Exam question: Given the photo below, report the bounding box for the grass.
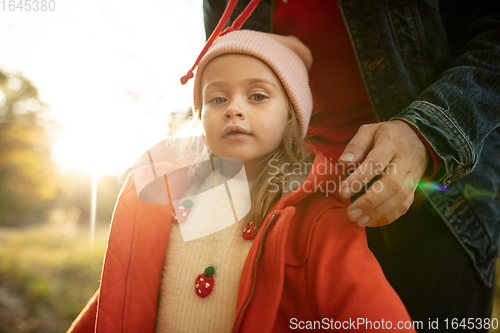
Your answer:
[0,222,107,332]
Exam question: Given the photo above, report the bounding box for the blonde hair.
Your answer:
[246,99,314,228]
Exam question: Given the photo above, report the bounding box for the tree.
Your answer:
[0,69,60,226]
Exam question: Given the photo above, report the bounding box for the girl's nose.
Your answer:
[223,103,246,120]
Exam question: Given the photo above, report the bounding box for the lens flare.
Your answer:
[417,181,449,191]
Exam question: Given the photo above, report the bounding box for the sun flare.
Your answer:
[1,1,205,176]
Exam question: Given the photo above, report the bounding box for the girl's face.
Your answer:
[200,54,289,173]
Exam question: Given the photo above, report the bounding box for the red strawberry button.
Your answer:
[242,221,255,240]
[176,199,193,224]
[195,266,215,298]
[176,207,191,223]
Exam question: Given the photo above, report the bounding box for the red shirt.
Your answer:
[274,0,378,161]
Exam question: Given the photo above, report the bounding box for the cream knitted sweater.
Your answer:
[155,175,253,332]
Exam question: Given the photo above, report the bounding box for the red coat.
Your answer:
[68,153,416,332]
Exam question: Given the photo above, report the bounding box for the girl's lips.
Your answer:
[222,125,251,137]
[223,132,252,142]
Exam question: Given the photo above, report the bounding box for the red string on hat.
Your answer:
[180,0,262,85]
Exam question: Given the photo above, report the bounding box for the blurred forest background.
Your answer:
[0,69,129,332]
[0,69,190,332]
[0,1,203,331]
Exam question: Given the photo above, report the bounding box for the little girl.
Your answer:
[68,28,416,333]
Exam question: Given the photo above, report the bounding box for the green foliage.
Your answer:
[0,224,106,328]
[0,70,60,226]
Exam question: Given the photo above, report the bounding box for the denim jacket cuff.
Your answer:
[389,101,475,186]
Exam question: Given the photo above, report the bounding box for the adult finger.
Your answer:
[338,123,380,167]
[340,136,399,199]
[355,173,416,227]
[345,162,408,225]
[367,190,415,227]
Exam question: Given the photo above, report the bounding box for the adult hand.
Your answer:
[338,120,430,227]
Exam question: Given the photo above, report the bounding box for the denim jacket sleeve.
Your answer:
[337,0,500,285]
[387,0,500,186]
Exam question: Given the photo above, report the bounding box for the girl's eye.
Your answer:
[211,97,227,104]
[250,93,268,102]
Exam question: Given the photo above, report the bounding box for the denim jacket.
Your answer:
[203,0,500,286]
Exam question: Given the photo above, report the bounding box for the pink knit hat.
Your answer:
[191,30,313,139]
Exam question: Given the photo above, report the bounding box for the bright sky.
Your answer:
[0,0,205,175]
